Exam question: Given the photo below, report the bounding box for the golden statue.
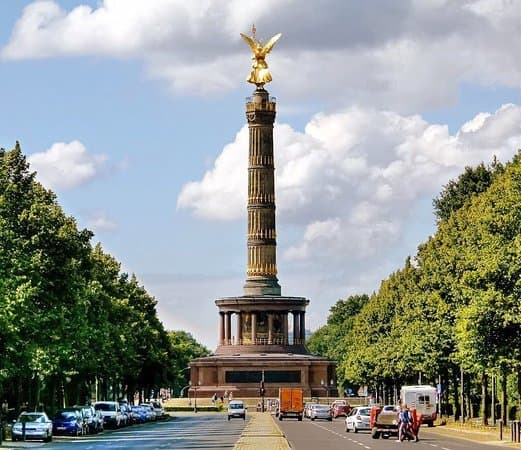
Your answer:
[241,25,281,87]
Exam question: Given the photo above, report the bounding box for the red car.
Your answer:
[331,401,352,418]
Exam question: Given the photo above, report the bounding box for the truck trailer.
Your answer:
[278,388,303,421]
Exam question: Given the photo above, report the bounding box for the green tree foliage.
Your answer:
[311,151,521,420]
[0,142,206,411]
[168,331,210,396]
[307,294,368,388]
[432,160,503,223]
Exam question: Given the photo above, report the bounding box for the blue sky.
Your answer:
[1,0,520,349]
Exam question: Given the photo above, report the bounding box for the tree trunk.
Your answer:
[481,372,488,425]
[500,366,507,422]
[453,368,461,420]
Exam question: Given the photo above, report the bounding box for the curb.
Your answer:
[424,425,521,448]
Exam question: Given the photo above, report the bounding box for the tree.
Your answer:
[168,331,210,397]
[433,160,503,223]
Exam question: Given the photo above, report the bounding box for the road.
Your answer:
[3,414,248,449]
[277,416,503,450]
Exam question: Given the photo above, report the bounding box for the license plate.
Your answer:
[57,426,66,430]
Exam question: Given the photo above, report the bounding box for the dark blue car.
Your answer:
[130,405,146,424]
[52,409,85,436]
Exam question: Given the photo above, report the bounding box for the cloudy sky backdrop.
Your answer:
[1,0,520,348]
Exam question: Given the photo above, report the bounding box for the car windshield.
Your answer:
[18,414,43,423]
[95,403,115,411]
[55,411,77,420]
[358,408,370,416]
[314,405,329,410]
[230,403,243,409]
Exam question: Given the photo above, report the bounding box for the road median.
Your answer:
[234,412,290,450]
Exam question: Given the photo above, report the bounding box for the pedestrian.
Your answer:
[211,393,217,406]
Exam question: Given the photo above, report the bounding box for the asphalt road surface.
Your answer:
[3,414,248,449]
[277,416,503,450]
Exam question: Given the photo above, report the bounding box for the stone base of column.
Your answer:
[243,276,281,296]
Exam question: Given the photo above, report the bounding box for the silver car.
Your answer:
[345,406,371,432]
[12,412,53,442]
[309,404,332,421]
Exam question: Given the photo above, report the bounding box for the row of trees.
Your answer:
[0,142,209,414]
[308,151,521,423]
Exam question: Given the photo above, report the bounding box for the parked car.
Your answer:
[149,400,165,419]
[345,406,372,432]
[140,404,157,421]
[131,405,146,424]
[227,400,246,420]
[119,404,132,427]
[309,404,332,421]
[74,405,99,434]
[52,409,85,436]
[93,409,104,432]
[11,412,53,442]
[94,401,122,428]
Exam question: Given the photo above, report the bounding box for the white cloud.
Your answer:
[85,210,118,232]
[28,140,107,190]
[178,103,521,270]
[2,0,519,112]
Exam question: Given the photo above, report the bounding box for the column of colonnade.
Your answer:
[219,310,305,346]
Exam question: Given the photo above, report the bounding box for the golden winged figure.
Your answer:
[240,27,282,87]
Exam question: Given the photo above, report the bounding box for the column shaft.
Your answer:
[226,312,232,345]
[300,312,306,342]
[293,312,300,345]
[268,313,274,344]
[219,312,225,345]
[283,313,288,345]
[237,312,243,345]
[251,313,257,345]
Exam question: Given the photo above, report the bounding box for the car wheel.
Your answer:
[345,425,350,432]
[328,417,332,421]
[228,416,231,421]
[46,432,53,442]
[371,428,380,439]
[354,426,358,433]
[311,417,315,421]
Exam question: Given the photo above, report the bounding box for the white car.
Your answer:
[345,406,371,432]
[12,412,53,442]
[228,400,246,420]
[309,404,332,421]
[149,400,165,418]
[94,401,123,428]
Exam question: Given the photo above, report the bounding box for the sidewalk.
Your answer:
[424,423,521,448]
[233,412,290,450]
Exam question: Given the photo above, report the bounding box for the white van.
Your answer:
[400,385,437,426]
[93,401,122,428]
[227,400,246,420]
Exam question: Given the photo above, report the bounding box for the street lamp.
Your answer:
[194,380,201,413]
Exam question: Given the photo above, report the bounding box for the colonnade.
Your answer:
[218,310,306,346]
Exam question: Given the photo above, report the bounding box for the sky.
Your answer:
[0,0,520,350]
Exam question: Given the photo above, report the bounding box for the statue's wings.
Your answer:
[240,33,257,53]
[261,33,281,55]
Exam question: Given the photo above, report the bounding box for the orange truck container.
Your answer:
[278,388,303,421]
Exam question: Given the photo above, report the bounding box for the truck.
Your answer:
[400,385,437,427]
[370,405,399,439]
[278,388,303,421]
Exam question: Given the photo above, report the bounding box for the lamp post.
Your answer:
[194,381,201,413]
